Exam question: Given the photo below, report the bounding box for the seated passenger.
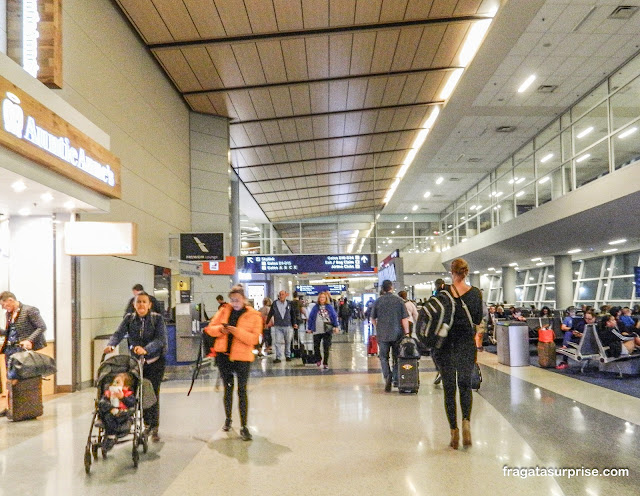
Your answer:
[510,308,526,322]
[561,306,577,349]
[495,305,505,319]
[619,307,638,332]
[540,306,552,318]
[556,311,595,369]
[598,314,640,358]
[98,372,136,451]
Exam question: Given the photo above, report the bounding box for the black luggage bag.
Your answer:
[8,376,43,421]
[398,357,420,394]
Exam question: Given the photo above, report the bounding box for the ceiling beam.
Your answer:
[251,177,393,195]
[262,196,385,212]
[182,66,461,95]
[258,188,385,205]
[240,163,400,184]
[234,149,411,169]
[230,101,441,125]
[148,15,490,50]
[231,128,422,150]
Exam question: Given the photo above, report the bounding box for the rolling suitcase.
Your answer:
[398,357,419,393]
[367,335,378,356]
[8,376,43,421]
[537,326,556,368]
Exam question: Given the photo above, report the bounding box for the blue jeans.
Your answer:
[378,340,400,383]
[272,326,293,359]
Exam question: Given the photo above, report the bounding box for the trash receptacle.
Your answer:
[496,322,530,367]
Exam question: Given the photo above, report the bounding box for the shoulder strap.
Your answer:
[450,285,475,329]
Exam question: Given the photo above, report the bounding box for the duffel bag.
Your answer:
[8,350,57,380]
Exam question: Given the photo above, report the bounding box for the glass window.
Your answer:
[495,172,513,201]
[613,121,640,170]
[545,267,555,282]
[572,262,581,279]
[535,119,560,149]
[561,111,571,130]
[573,101,609,155]
[516,271,526,285]
[496,158,512,178]
[583,258,603,279]
[514,142,534,166]
[478,175,491,192]
[515,287,524,303]
[574,139,610,188]
[542,284,555,301]
[611,75,640,133]
[514,155,534,188]
[610,277,633,300]
[478,208,491,233]
[612,252,639,276]
[572,81,607,122]
[514,182,535,215]
[537,136,562,178]
[578,280,599,300]
[525,285,537,302]
[561,128,573,162]
[610,52,640,93]
[489,289,500,303]
[528,268,542,284]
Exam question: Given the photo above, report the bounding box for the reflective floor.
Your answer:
[1,321,639,495]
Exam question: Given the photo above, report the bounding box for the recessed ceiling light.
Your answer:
[576,126,594,139]
[473,271,480,274]
[41,192,54,202]
[11,181,26,192]
[576,153,590,163]
[423,191,431,198]
[391,231,395,234]
[509,262,518,267]
[618,127,638,139]
[515,191,525,197]
[603,248,618,253]
[488,267,495,271]
[567,248,582,254]
[517,74,536,93]
[412,205,418,211]
[18,208,30,216]
[608,239,627,245]
[396,225,400,228]
[531,257,541,261]
[435,177,444,185]
[536,262,545,266]
[403,216,408,220]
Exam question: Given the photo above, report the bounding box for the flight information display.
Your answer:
[295,284,347,296]
[241,254,374,274]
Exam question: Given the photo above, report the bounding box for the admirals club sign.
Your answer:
[7,0,63,88]
[0,76,121,198]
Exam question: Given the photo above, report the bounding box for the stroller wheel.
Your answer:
[84,446,92,474]
[132,442,140,468]
[91,443,99,461]
[142,431,149,454]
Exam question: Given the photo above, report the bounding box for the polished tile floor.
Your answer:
[1,322,639,495]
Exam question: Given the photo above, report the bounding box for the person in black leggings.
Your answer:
[432,258,483,449]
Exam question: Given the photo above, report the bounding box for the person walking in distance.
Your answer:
[432,259,483,449]
[266,291,299,363]
[371,280,409,392]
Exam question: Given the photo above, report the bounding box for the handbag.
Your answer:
[8,350,57,380]
[323,322,334,333]
[451,285,482,391]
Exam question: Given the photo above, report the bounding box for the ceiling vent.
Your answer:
[537,85,557,93]
[468,157,482,163]
[496,125,516,133]
[449,177,461,182]
[609,6,639,19]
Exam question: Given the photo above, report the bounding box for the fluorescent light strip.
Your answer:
[608,238,626,245]
[423,191,431,198]
[517,74,536,93]
[440,68,464,100]
[538,176,550,184]
[459,19,493,66]
[576,153,590,163]
[435,176,444,185]
[618,127,637,139]
[540,153,554,163]
[567,248,582,254]
[603,248,618,253]
[576,126,593,139]
[515,191,525,197]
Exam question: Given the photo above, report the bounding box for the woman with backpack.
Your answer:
[432,258,483,449]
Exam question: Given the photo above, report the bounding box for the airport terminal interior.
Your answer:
[2,0,640,494]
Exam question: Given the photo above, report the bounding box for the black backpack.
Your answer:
[415,290,456,350]
[398,335,420,359]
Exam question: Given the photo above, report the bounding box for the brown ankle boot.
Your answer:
[462,419,471,446]
[449,428,459,449]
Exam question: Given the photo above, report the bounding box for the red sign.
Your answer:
[202,257,236,275]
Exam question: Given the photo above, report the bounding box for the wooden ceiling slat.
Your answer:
[354,0,382,24]
[116,0,173,44]
[281,39,309,81]
[399,73,427,104]
[213,0,252,35]
[383,131,402,150]
[309,83,329,114]
[269,145,288,164]
[284,143,303,163]
[314,141,330,160]
[363,78,387,108]
[206,44,246,86]
[184,93,216,113]
[355,135,373,155]
[182,47,223,89]
[328,113,346,137]
[329,34,352,77]
[328,137,344,157]
[370,30,400,73]
[295,117,314,141]
[257,40,288,83]
[432,23,470,67]
[418,72,447,102]
[259,121,284,143]
[229,125,253,147]
[342,137,358,155]
[273,0,304,31]
[346,79,368,109]
[328,80,349,112]
[380,0,409,23]
[183,0,226,38]
[430,0,457,17]
[370,133,389,151]
[300,142,317,161]
[278,119,299,142]
[454,0,484,16]
[152,0,200,41]
[232,43,267,86]
[269,87,295,117]
[412,24,447,68]
[381,75,407,106]
[207,92,239,118]
[343,112,363,135]
[311,115,330,139]
[254,147,275,165]
[358,109,379,134]
[405,0,435,19]
[248,88,276,119]
[302,0,329,29]
[305,37,329,79]
[350,31,376,75]
[391,27,424,71]
[154,50,202,92]
[244,0,279,33]
[330,0,356,26]
[228,91,259,121]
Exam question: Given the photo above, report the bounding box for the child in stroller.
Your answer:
[98,372,136,451]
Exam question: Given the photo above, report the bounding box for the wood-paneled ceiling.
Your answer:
[114,0,496,221]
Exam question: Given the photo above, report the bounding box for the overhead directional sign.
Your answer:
[180,233,224,261]
[296,284,347,296]
[242,254,374,274]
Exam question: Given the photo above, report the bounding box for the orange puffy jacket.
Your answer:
[205,305,262,362]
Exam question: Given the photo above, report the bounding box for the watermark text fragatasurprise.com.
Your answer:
[503,466,629,479]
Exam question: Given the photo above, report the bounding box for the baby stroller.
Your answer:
[84,354,154,474]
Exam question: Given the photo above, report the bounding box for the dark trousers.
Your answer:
[217,353,251,426]
[378,340,400,383]
[263,328,272,347]
[143,357,165,429]
[313,333,333,365]
[433,338,476,430]
[340,317,349,333]
[98,399,131,435]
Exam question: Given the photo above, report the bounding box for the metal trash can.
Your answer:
[496,322,530,367]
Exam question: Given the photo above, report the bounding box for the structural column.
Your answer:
[554,255,574,310]
[501,266,516,304]
[230,173,240,284]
